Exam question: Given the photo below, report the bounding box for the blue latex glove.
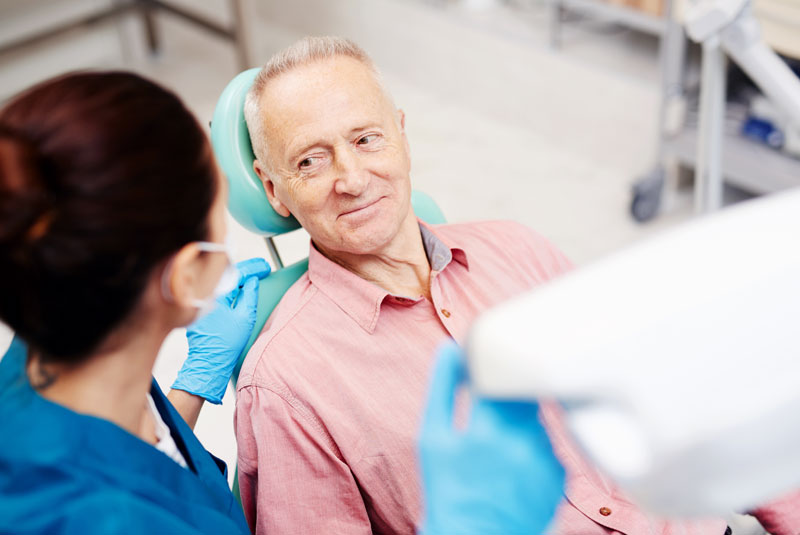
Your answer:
[172,258,270,404]
[418,341,565,535]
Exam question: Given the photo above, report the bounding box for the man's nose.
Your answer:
[333,148,370,196]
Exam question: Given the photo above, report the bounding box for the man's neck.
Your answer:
[28,324,168,440]
[318,212,433,299]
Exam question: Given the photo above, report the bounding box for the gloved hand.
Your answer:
[418,341,565,535]
[172,257,270,404]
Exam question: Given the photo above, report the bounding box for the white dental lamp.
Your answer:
[467,0,800,517]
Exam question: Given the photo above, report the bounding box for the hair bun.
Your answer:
[0,129,54,245]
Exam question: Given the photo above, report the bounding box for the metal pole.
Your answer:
[0,2,137,56]
[139,0,160,55]
[549,0,563,50]
[229,0,253,70]
[149,0,234,39]
[656,0,685,162]
[265,237,283,270]
[695,36,727,214]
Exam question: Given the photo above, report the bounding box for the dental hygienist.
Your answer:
[0,71,564,535]
[0,71,267,534]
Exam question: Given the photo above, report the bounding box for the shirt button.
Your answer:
[440,308,451,318]
[599,507,612,516]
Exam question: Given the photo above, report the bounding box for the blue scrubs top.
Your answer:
[0,336,250,535]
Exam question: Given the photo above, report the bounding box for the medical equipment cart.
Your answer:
[630,0,800,221]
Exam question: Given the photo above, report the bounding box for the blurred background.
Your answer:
[1,1,799,527]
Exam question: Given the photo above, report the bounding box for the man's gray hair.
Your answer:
[244,36,389,166]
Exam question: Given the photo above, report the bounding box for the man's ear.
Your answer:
[397,109,411,159]
[253,159,292,218]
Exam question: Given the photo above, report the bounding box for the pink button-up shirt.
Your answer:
[235,220,789,535]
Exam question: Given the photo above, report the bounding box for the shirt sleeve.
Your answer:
[750,489,800,535]
[235,384,373,535]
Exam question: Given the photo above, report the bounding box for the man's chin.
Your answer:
[330,225,398,256]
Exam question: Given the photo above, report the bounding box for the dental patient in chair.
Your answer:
[234,36,800,535]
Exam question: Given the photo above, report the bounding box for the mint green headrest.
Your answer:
[210,68,300,236]
[211,69,447,236]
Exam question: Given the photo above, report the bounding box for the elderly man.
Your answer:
[234,36,798,535]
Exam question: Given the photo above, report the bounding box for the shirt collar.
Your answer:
[307,219,469,334]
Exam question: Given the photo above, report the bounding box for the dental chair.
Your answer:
[209,68,447,502]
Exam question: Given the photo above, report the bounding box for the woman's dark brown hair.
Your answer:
[0,71,217,362]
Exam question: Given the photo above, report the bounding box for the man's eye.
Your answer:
[357,134,377,145]
[299,157,315,168]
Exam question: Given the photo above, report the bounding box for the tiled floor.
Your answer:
[2,4,763,531]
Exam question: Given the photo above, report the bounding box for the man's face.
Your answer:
[254,56,413,256]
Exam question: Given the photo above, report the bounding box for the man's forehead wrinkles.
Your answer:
[262,62,398,166]
[283,113,385,157]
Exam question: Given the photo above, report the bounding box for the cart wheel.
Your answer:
[630,168,665,223]
[631,188,661,222]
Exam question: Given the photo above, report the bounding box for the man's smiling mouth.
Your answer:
[339,197,384,218]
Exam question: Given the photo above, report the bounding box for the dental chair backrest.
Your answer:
[210,68,447,384]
